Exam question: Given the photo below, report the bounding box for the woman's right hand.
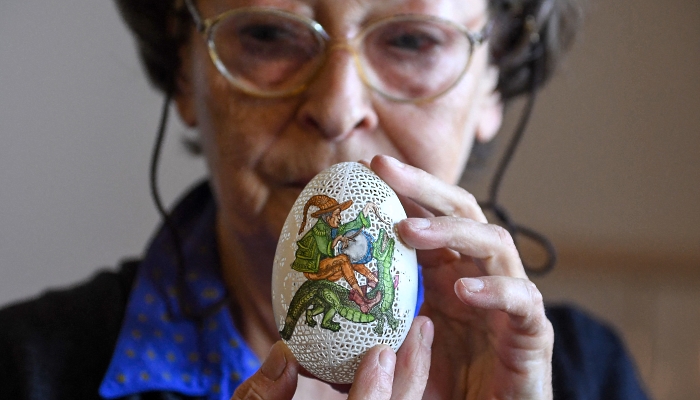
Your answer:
[230,316,434,400]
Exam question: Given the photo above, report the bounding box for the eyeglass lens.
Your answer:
[209,10,473,100]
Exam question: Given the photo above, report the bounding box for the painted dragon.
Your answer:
[279,228,399,340]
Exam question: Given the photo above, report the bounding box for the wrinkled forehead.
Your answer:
[200,0,488,30]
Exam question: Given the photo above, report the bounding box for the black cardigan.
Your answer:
[0,261,649,400]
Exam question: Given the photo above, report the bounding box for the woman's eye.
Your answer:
[388,34,435,51]
[231,21,319,62]
[240,24,290,43]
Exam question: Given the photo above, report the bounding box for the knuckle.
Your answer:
[489,224,516,251]
[375,381,394,398]
[524,280,543,306]
[232,383,265,400]
[463,190,478,207]
[532,313,555,340]
[522,280,549,333]
[543,318,555,340]
[408,350,431,382]
[243,384,267,400]
[452,189,479,217]
[503,297,517,315]
[416,366,430,384]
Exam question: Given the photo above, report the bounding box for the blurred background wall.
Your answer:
[1,0,698,398]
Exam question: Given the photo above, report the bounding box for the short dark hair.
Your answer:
[114,0,581,101]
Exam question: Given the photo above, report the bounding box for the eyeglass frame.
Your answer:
[183,0,492,103]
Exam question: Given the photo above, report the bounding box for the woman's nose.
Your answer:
[296,47,378,141]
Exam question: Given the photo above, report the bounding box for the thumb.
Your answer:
[230,341,299,400]
[348,345,396,400]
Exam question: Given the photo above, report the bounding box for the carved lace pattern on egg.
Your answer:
[272,162,416,384]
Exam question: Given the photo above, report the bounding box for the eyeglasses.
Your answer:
[184,0,490,102]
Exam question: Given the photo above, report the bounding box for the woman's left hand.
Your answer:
[369,155,554,400]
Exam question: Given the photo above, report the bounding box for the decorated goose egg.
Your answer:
[271,161,418,384]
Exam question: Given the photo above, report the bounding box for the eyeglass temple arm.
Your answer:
[183,0,206,33]
[473,20,494,45]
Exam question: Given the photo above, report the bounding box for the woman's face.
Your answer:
[175,0,502,248]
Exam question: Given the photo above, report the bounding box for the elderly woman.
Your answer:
[0,0,649,399]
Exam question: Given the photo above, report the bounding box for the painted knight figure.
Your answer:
[271,162,418,384]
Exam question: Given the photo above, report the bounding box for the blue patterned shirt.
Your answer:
[98,184,424,399]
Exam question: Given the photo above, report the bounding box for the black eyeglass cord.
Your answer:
[149,88,228,325]
[477,42,557,276]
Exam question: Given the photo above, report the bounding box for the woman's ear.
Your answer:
[475,66,503,143]
[173,42,198,128]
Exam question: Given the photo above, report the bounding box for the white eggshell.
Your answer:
[272,162,418,384]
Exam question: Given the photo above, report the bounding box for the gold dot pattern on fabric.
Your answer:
[201,288,220,299]
[207,352,221,363]
[98,200,280,399]
[107,301,259,396]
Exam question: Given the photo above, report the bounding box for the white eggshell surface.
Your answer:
[272,162,418,384]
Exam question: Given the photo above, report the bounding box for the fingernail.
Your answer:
[420,319,434,347]
[407,218,430,230]
[460,278,484,293]
[384,156,405,169]
[261,342,287,381]
[378,347,395,374]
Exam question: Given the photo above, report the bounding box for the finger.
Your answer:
[348,344,396,400]
[398,216,526,278]
[391,316,433,399]
[231,341,299,400]
[370,155,487,223]
[454,276,550,337]
[297,366,355,394]
[359,158,434,220]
